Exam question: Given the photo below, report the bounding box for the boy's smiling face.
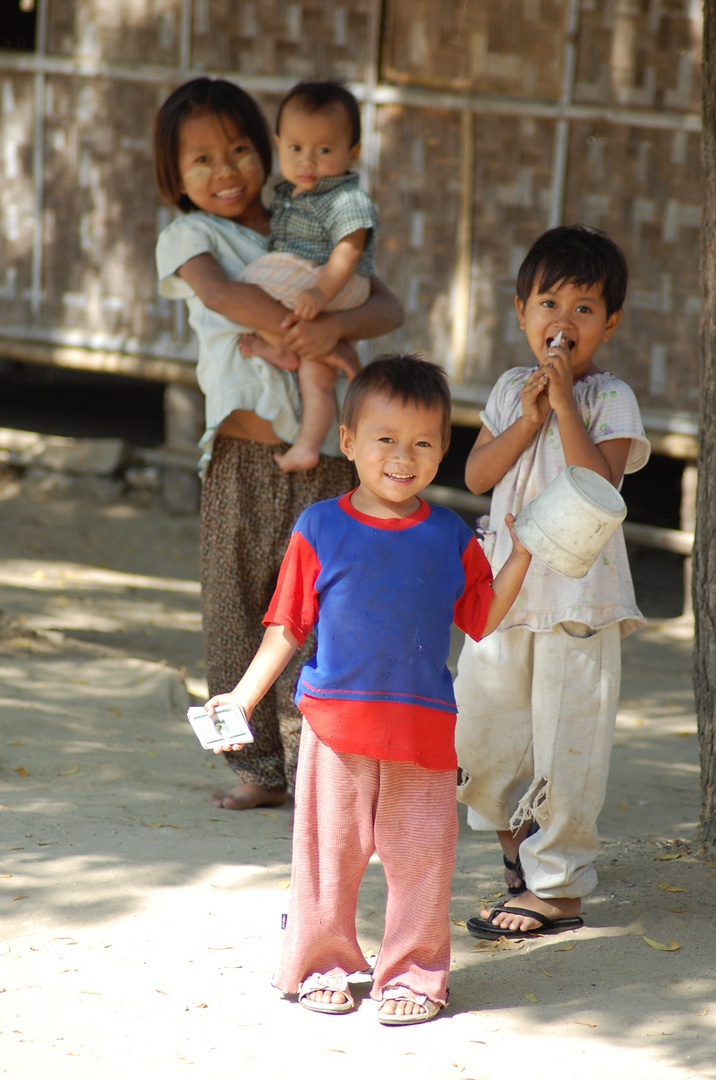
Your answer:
[340,392,445,518]
[515,277,621,380]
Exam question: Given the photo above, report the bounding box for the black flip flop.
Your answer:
[502,820,540,895]
[503,853,527,896]
[466,902,584,940]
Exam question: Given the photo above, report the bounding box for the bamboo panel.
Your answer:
[382,0,566,99]
[191,0,375,80]
[39,76,177,341]
[47,0,184,66]
[574,0,702,112]
[563,119,701,411]
[0,74,35,325]
[371,104,463,368]
[463,114,557,387]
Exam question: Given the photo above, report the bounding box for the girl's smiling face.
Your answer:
[515,278,621,380]
[178,107,267,229]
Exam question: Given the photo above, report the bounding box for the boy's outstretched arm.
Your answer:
[481,514,532,636]
[203,623,299,751]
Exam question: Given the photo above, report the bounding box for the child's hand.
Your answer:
[293,287,327,320]
[204,693,250,753]
[481,513,532,636]
[505,512,531,560]
[520,367,552,426]
[539,336,574,410]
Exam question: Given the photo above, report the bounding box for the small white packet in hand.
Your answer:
[187,703,254,750]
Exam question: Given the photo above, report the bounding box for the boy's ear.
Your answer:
[274,132,281,149]
[348,141,361,167]
[514,294,526,329]
[339,425,355,460]
[603,309,622,340]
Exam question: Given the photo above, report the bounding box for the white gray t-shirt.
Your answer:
[156,211,344,471]
[479,365,651,637]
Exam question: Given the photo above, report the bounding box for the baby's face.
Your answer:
[275,100,359,194]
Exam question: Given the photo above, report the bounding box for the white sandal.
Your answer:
[298,971,355,1014]
[377,985,443,1026]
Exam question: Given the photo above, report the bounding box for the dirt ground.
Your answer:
[1,469,715,1080]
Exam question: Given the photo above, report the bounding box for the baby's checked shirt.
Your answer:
[269,171,378,277]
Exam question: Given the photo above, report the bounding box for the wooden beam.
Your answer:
[0,338,199,388]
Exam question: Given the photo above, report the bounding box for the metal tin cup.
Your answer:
[513,465,627,579]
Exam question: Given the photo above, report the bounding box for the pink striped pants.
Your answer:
[240,251,371,311]
[272,721,458,1006]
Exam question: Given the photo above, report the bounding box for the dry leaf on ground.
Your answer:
[643,936,680,951]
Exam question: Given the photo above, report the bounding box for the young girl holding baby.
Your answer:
[153,77,402,812]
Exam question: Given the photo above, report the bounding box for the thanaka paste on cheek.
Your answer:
[181,161,212,186]
[234,151,264,179]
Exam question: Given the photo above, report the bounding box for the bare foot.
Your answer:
[273,444,320,472]
[479,890,582,933]
[379,999,423,1018]
[239,333,299,371]
[306,989,350,1006]
[319,343,360,379]
[377,992,441,1024]
[210,783,288,810]
[298,972,354,1013]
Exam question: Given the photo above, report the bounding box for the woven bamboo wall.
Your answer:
[41,76,178,340]
[191,0,375,79]
[371,105,464,359]
[47,0,183,65]
[574,0,702,113]
[0,74,35,325]
[564,120,702,410]
[382,0,566,99]
[0,0,704,419]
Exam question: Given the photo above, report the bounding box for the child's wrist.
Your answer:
[517,413,542,436]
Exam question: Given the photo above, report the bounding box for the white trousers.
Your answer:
[453,622,621,899]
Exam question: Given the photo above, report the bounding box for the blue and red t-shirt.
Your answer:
[264,492,493,769]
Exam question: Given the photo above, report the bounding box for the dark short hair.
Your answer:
[340,353,452,451]
[516,224,628,317]
[275,79,361,147]
[154,77,273,213]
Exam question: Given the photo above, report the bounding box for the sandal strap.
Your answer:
[502,854,522,874]
[487,903,551,928]
[382,985,428,1007]
[300,971,349,995]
